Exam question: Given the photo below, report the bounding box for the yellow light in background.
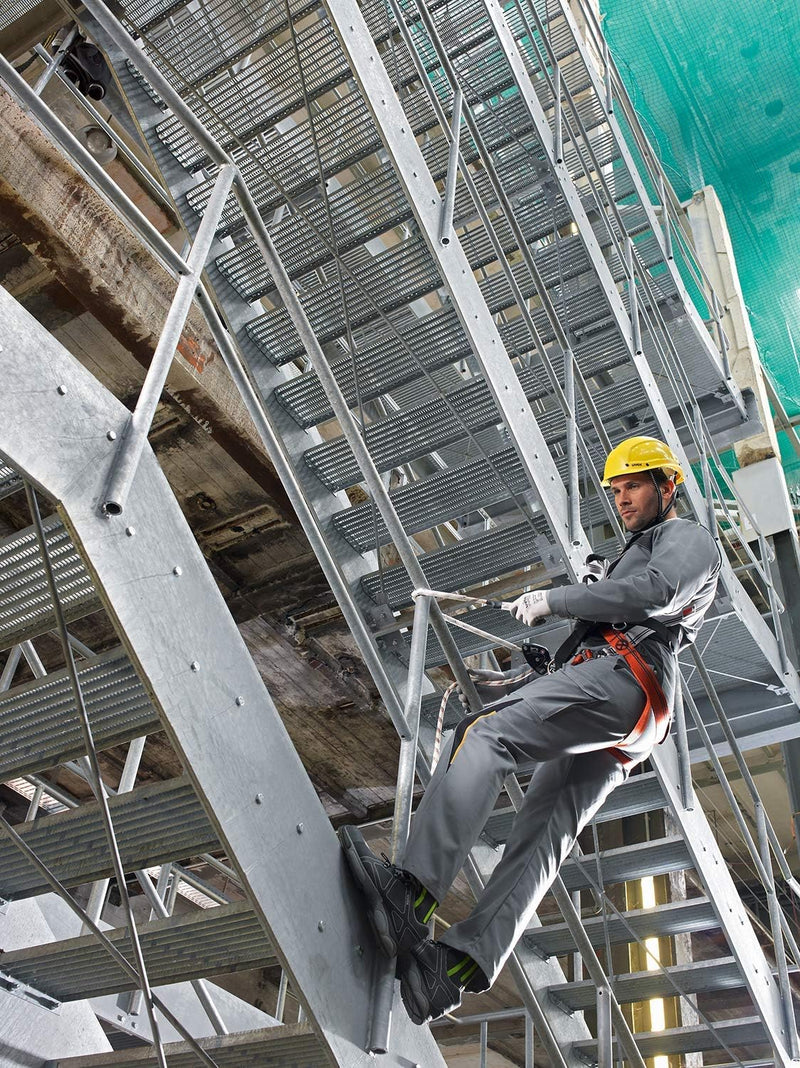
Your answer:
[640,877,668,1046]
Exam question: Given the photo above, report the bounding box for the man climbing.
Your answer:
[341,436,721,1025]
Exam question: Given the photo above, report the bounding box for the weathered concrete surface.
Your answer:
[0,84,295,511]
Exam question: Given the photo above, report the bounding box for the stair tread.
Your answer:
[0,775,216,901]
[0,902,275,1001]
[573,1015,766,1059]
[525,897,719,957]
[53,1024,326,1067]
[0,646,161,781]
[549,956,745,1010]
[0,516,100,651]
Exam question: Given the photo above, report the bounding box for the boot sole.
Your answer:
[399,956,427,1025]
[339,825,400,959]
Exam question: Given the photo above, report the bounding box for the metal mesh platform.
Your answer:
[0,517,100,651]
[0,902,275,1001]
[0,776,217,900]
[0,647,161,780]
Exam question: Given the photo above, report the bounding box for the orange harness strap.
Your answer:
[599,626,671,768]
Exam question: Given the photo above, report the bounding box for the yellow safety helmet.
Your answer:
[602,436,685,487]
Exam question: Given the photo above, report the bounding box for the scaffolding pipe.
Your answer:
[439,87,462,246]
[103,163,235,516]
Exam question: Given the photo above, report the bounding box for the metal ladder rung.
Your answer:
[52,1023,329,1067]
[0,902,275,1002]
[0,775,216,901]
[485,772,665,844]
[558,835,693,892]
[573,1016,767,1060]
[362,520,551,610]
[525,897,721,959]
[0,645,161,781]
[549,956,746,1012]
[0,517,100,651]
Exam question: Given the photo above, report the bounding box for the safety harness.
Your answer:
[550,521,686,766]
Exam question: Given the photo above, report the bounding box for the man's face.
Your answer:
[610,473,673,532]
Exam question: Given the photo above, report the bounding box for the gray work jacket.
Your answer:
[547,518,721,702]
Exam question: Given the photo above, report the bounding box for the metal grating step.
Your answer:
[361,520,550,610]
[0,776,217,900]
[0,516,100,651]
[0,902,275,1001]
[525,898,721,959]
[485,772,665,844]
[54,1023,329,1067]
[0,646,161,781]
[549,956,745,1011]
[272,289,631,428]
[305,370,652,493]
[574,1016,767,1061]
[558,835,693,892]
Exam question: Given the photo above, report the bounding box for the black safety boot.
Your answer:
[339,825,434,958]
[400,940,483,1025]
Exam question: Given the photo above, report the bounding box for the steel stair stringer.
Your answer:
[0,286,446,1068]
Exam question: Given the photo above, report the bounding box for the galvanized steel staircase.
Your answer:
[2,0,800,1062]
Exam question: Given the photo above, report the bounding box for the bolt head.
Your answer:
[190,660,200,672]
[106,430,117,441]
[296,822,304,834]
[56,384,67,395]
[172,565,182,576]
[317,920,325,931]
[235,695,245,706]
[255,793,263,804]
[125,526,135,537]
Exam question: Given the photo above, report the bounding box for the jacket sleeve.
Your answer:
[546,522,720,624]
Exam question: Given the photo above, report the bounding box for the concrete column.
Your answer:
[686,186,779,466]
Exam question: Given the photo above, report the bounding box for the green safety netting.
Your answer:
[602,0,800,494]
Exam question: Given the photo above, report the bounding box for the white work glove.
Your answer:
[510,589,551,627]
[582,555,609,584]
[457,665,531,710]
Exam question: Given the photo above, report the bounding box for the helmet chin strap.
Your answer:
[645,469,678,529]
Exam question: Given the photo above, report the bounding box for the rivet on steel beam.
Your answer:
[235,695,245,706]
[107,430,117,441]
[318,920,325,931]
[125,526,135,537]
[296,822,304,834]
[56,384,67,395]
[172,565,182,576]
[190,661,200,672]
[255,793,263,804]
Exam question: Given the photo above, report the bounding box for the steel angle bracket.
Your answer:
[0,288,446,1068]
[652,737,795,1067]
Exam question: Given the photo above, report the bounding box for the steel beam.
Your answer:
[651,737,794,1066]
[0,287,445,1068]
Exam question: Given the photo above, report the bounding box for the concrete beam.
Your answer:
[0,84,295,515]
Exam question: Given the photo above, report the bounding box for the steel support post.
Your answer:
[439,87,462,246]
[650,737,795,1065]
[322,0,592,581]
[480,1019,488,1068]
[595,984,613,1068]
[23,482,167,1068]
[372,593,432,1056]
[103,163,236,516]
[755,801,800,1061]
[0,288,446,1068]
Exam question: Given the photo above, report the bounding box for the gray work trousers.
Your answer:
[402,653,665,987]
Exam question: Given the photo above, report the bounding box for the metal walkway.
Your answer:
[1,0,799,1063]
